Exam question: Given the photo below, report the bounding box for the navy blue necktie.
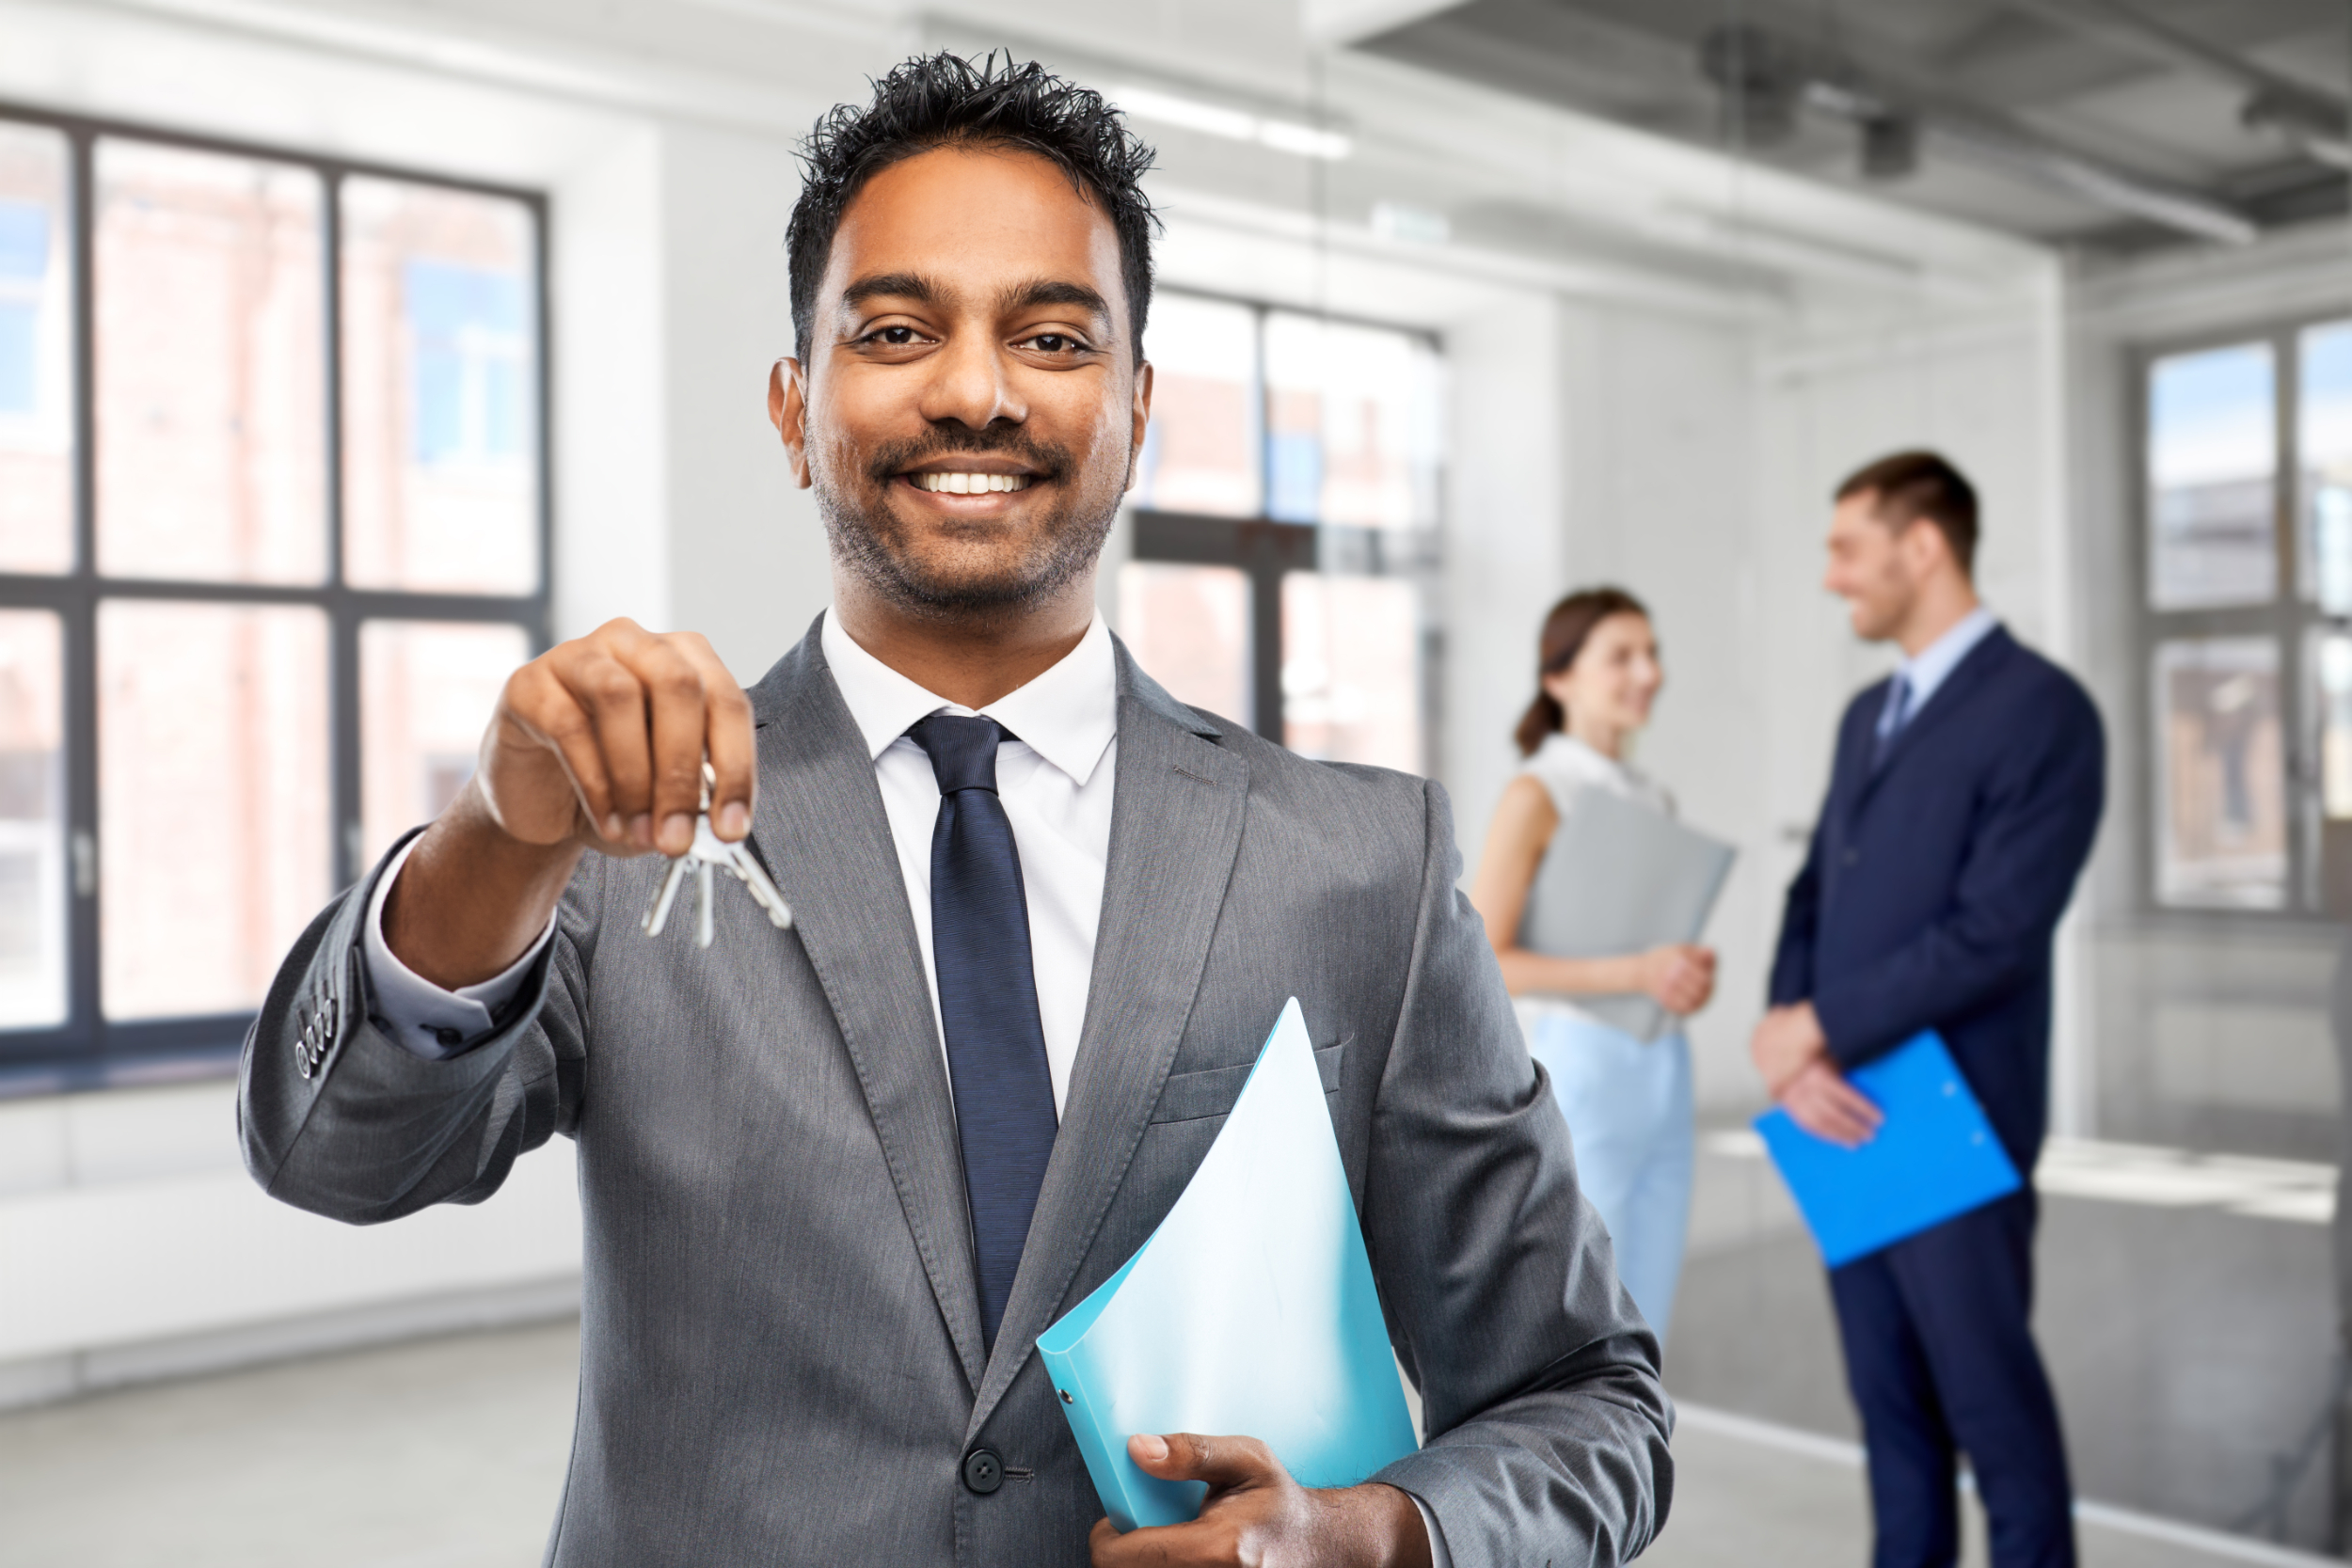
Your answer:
[907,714,1059,1352]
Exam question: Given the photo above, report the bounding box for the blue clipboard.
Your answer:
[1755,1031,2022,1269]
[1036,999,1418,1531]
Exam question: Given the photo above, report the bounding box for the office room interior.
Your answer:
[0,0,2347,1563]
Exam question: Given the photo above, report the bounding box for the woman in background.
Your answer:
[1470,587,1714,1344]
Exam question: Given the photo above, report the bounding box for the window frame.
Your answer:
[0,100,552,1095]
[2132,313,2341,922]
[1128,289,1443,771]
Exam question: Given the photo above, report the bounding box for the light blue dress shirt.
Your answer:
[1877,606,1999,745]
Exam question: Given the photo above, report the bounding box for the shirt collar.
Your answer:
[1896,605,1999,707]
[819,609,1120,787]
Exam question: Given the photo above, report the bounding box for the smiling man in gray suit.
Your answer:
[239,53,1670,1568]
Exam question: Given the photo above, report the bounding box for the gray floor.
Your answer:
[0,1136,2339,1565]
[1648,1412,2328,1568]
[0,1308,2333,1566]
[0,1322,579,1568]
[1669,1134,2343,1554]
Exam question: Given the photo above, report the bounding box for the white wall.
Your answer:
[0,1082,580,1408]
[655,122,833,681]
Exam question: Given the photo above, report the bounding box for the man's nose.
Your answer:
[918,328,1023,430]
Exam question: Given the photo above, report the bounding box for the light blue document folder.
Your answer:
[1036,998,1418,1532]
[1755,1031,2022,1269]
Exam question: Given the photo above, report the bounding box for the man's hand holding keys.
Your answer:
[382,618,757,990]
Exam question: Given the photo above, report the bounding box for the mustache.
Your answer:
[864,422,1072,487]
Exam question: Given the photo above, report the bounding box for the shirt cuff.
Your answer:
[1409,1494,1453,1568]
[362,835,557,1061]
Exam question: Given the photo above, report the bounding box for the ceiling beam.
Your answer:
[2004,0,2350,167]
[1703,22,2259,243]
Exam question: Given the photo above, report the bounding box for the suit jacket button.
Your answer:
[961,1448,1004,1495]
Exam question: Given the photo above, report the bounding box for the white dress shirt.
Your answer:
[818,608,1117,1116]
[358,610,1453,1562]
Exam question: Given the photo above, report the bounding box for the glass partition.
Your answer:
[342,177,540,594]
[92,140,326,585]
[2147,342,2277,611]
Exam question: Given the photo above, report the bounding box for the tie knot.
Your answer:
[909,713,1008,795]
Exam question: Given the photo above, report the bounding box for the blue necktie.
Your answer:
[1873,673,1915,769]
[908,714,1059,1352]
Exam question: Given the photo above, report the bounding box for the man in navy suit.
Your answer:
[1754,451,2105,1568]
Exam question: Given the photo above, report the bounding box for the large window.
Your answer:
[1120,292,1442,771]
[0,109,547,1090]
[2141,319,2352,912]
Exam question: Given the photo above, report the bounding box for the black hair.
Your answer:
[787,52,1159,366]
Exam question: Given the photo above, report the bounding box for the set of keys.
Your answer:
[640,763,793,947]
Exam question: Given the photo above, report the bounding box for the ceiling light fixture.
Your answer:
[1113,84,1353,161]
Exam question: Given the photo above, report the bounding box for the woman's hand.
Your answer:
[1635,944,1716,1015]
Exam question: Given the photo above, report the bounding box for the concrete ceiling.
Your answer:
[1346,0,2350,252]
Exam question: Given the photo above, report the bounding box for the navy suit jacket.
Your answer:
[1768,626,2105,1171]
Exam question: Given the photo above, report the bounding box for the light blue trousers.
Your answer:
[1526,1010,1695,1345]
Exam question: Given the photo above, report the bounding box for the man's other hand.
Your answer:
[476,617,755,860]
[1776,1058,1883,1148]
[1089,1433,1433,1568]
[1748,1001,1828,1094]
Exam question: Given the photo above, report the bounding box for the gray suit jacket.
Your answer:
[240,620,1672,1566]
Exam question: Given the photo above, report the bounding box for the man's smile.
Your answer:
[892,454,1050,510]
[906,471,1035,494]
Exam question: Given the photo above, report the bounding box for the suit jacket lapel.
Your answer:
[966,644,1248,1439]
[746,620,988,1393]
[1852,626,2013,816]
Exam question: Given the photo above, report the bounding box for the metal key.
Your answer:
[641,763,793,946]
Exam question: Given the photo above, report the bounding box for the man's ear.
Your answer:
[770,358,813,489]
[1899,516,1948,580]
[1122,359,1154,492]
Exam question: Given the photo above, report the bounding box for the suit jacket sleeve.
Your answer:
[1811,684,2105,1069]
[1365,782,1673,1566]
[238,830,598,1224]
[1769,821,1826,1008]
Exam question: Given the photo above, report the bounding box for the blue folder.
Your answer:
[1754,1031,2022,1269]
[1036,999,1418,1532]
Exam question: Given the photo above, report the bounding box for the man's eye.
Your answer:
[866,325,920,346]
[1025,333,1086,355]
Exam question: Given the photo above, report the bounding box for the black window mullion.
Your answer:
[64,121,99,1055]
[2276,325,2313,911]
[321,168,363,889]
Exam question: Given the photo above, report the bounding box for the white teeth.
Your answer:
[913,471,1031,494]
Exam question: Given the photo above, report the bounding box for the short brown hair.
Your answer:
[1513,587,1650,758]
[1835,450,1979,576]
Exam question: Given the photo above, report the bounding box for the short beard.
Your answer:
[813,421,1120,626]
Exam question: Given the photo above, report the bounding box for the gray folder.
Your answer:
[1518,785,1737,1042]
